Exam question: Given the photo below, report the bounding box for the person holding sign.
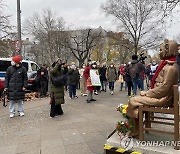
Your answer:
[84,61,99,103]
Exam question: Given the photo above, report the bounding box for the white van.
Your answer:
[0,58,40,93]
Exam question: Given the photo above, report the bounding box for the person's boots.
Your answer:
[129,117,139,137]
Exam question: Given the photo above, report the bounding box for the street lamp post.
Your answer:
[17,0,22,55]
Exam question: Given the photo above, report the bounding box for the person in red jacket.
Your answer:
[83,61,97,103]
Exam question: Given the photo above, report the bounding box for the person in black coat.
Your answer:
[4,55,28,118]
[99,63,107,92]
[38,64,48,97]
[67,62,80,99]
[124,62,133,96]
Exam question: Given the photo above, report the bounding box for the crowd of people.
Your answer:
[3,39,180,120]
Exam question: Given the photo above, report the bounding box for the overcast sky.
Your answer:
[3,0,180,41]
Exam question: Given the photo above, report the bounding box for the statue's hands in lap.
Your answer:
[140,91,146,96]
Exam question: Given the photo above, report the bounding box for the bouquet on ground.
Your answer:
[116,104,134,136]
[116,104,129,118]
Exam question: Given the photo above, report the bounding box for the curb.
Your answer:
[104,144,142,154]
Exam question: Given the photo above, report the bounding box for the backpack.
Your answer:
[129,63,139,79]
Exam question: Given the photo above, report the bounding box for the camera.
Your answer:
[139,52,147,64]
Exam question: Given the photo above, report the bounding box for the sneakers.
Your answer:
[82,94,87,96]
[9,113,15,118]
[90,99,96,101]
[74,96,78,99]
[19,112,25,117]
[94,91,98,95]
[69,97,72,99]
[110,91,114,95]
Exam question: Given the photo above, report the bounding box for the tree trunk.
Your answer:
[79,59,84,68]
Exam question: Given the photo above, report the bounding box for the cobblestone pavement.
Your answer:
[0,84,128,154]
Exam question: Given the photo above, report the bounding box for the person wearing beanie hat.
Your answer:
[4,55,28,118]
[12,55,22,64]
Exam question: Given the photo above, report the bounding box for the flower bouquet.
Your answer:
[116,104,134,137]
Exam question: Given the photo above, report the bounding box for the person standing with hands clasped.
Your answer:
[68,62,80,99]
[4,55,28,118]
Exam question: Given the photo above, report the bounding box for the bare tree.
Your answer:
[24,8,66,64]
[107,31,134,64]
[102,0,167,54]
[64,28,104,67]
[0,0,13,39]
[160,0,180,15]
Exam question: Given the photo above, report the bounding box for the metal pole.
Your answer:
[17,0,22,55]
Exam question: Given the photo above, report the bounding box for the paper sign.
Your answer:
[90,69,101,86]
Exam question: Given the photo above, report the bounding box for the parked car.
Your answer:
[0,58,40,93]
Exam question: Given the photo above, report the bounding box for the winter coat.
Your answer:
[99,67,107,81]
[124,65,132,82]
[68,69,80,85]
[83,66,95,91]
[37,67,48,81]
[128,60,178,118]
[50,64,65,105]
[5,64,28,100]
[129,60,145,79]
[107,67,117,82]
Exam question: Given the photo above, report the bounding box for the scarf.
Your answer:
[151,56,176,89]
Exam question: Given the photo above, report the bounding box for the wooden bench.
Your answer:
[139,85,179,150]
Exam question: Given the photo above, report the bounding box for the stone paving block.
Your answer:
[0,136,19,147]
[15,127,40,136]
[16,141,40,154]
[41,146,66,154]
[64,143,94,154]
[60,129,80,137]
[17,134,40,144]
[62,134,85,145]
[81,113,101,120]
[58,123,76,131]
[41,138,64,151]
[71,117,88,123]
[86,139,105,154]
[0,145,17,154]
[81,131,106,142]
[40,131,62,140]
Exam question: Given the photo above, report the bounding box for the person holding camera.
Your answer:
[49,58,65,118]
[129,54,145,96]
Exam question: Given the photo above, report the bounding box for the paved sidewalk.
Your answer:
[0,86,128,154]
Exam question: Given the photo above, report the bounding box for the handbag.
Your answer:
[51,75,65,87]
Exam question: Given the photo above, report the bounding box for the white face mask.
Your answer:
[82,65,86,68]
[92,65,96,68]
[11,61,16,66]
[71,65,76,69]
[110,65,113,67]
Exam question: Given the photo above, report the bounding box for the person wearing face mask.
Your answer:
[83,61,97,103]
[67,62,80,99]
[4,55,28,118]
[99,63,107,92]
[149,60,159,82]
[79,63,87,96]
[106,63,118,95]
[127,39,179,137]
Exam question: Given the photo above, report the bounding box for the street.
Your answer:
[0,84,127,154]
